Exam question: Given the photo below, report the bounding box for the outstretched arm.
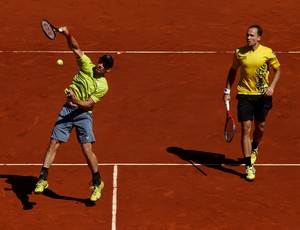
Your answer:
[59,27,83,59]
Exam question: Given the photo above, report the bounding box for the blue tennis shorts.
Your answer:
[236,94,273,122]
[51,104,95,143]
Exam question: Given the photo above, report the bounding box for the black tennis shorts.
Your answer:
[236,94,273,122]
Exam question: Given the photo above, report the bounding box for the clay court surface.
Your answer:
[1,0,300,229]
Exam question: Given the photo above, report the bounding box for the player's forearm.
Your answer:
[66,88,94,111]
[66,35,79,51]
[71,97,95,111]
[225,67,237,89]
[223,67,236,102]
[269,67,281,89]
[60,26,82,57]
[66,35,83,58]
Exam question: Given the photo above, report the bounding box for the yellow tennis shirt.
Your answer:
[232,45,280,95]
[66,54,108,113]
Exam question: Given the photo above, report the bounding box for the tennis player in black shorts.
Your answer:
[223,25,281,181]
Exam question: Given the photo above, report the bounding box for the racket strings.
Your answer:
[225,118,235,142]
[41,20,56,40]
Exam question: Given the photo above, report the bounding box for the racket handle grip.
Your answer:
[225,100,230,111]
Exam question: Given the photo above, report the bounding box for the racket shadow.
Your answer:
[166,147,244,178]
[0,174,37,210]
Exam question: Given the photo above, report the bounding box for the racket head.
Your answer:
[224,113,236,143]
[40,20,58,40]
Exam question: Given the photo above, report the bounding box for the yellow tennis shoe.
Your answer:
[251,148,258,164]
[34,179,49,193]
[246,165,256,181]
[90,181,104,202]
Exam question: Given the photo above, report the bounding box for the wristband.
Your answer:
[66,32,72,40]
[224,88,231,95]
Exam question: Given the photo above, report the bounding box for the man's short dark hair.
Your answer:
[249,24,263,36]
[100,54,114,69]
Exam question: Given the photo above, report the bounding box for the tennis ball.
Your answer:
[56,59,63,66]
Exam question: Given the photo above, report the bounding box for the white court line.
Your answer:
[0,163,299,166]
[0,50,300,54]
[112,165,118,230]
[1,162,298,229]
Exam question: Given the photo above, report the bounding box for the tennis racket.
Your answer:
[224,100,236,143]
[40,19,62,40]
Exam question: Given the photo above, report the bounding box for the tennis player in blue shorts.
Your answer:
[223,24,281,181]
[34,26,114,202]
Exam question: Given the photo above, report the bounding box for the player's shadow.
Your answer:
[0,174,95,209]
[166,147,245,178]
[0,174,37,210]
[42,189,96,207]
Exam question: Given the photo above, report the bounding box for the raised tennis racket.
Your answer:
[224,100,236,143]
[40,19,62,40]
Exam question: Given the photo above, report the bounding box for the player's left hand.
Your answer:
[66,88,75,100]
[66,88,79,107]
[264,87,274,97]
